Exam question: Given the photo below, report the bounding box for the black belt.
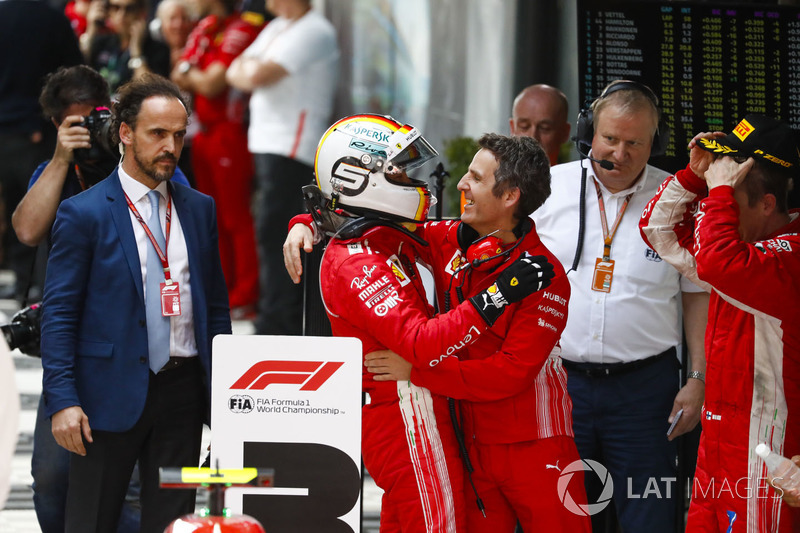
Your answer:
[561,347,676,378]
[158,356,197,373]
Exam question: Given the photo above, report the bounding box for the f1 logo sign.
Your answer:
[230,361,344,391]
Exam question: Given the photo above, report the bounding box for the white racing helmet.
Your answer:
[314,114,438,223]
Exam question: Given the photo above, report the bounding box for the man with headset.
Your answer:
[286,130,589,532]
[530,80,708,532]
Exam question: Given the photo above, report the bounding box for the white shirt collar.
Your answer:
[584,154,648,197]
[117,164,169,204]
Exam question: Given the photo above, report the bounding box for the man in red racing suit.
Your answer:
[640,116,800,532]
[412,219,585,532]
[365,137,588,533]
[320,219,553,532]
[292,133,589,532]
[171,2,262,311]
[302,118,561,533]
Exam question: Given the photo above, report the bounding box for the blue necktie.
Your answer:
[145,190,170,373]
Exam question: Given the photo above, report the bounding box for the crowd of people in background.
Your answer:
[1,0,800,532]
[1,0,338,321]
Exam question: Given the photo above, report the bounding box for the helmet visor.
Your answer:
[385,126,438,172]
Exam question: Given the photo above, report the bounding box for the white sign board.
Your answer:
[211,335,362,532]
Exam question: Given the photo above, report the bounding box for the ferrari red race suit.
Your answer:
[640,166,800,532]
[320,222,500,533]
[408,220,589,533]
[180,12,262,308]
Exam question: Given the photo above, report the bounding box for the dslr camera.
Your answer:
[1,302,42,357]
[75,106,115,161]
[73,106,118,187]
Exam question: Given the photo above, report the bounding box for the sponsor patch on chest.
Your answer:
[386,255,411,287]
[444,250,465,276]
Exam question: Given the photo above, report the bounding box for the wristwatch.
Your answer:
[687,370,705,383]
[128,56,144,70]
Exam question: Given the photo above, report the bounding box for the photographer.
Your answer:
[11,65,188,533]
[12,65,189,248]
[13,66,114,247]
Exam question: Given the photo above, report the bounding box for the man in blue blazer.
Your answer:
[40,74,231,532]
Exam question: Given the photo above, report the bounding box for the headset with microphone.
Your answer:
[580,153,615,171]
[444,218,533,313]
[573,79,670,159]
[457,218,533,272]
[568,80,670,272]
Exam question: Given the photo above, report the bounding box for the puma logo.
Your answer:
[545,461,561,472]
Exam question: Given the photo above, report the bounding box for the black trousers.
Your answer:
[64,358,205,533]
[252,153,311,336]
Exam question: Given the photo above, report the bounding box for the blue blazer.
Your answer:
[41,170,232,432]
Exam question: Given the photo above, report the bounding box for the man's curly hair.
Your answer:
[39,65,109,123]
[111,74,190,145]
[478,133,551,219]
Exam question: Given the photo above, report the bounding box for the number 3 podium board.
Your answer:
[211,335,362,532]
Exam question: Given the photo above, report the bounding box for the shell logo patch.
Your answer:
[733,118,754,141]
[386,255,410,287]
[444,250,464,276]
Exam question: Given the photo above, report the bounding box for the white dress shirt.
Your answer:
[118,167,197,357]
[241,9,339,164]
[532,158,702,364]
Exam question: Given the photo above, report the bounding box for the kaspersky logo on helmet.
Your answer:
[341,122,391,144]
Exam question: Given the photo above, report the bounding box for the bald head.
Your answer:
[510,84,571,166]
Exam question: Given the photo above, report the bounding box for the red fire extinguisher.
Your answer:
[160,466,275,532]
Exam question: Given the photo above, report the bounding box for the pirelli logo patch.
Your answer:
[733,118,754,141]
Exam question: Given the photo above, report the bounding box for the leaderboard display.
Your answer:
[578,0,800,172]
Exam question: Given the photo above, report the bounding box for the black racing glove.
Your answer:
[469,254,555,325]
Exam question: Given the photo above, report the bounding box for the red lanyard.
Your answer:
[124,190,174,284]
[592,178,633,261]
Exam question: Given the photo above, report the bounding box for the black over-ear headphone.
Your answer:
[574,80,670,158]
[456,218,532,271]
